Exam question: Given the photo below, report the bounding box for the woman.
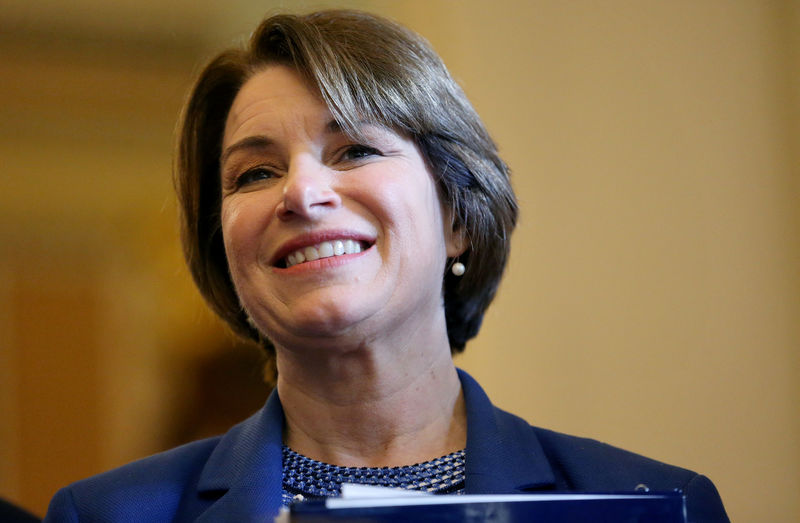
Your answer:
[45,10,728,522]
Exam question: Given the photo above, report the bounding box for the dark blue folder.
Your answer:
[289,491,686,522]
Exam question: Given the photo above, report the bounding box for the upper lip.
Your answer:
[270,230,376,266]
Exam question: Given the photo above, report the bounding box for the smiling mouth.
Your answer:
[282,239,371,268]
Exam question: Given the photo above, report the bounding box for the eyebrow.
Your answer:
[220,120,348,165]
[326,119,344,133]
[220,135,273,165]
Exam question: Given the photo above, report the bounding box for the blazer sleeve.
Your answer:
[42,488,79,523]
[685,474,730,523]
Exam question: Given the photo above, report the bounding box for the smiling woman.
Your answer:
[176,10,516,366]
[42,9,729,522]
[219,66,462,358]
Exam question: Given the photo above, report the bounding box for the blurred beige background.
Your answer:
[1,1,798,521]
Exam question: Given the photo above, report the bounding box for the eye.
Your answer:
[339,144,382,162]
[234,166,277,189]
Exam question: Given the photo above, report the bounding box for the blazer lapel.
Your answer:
[458,369,556,493]
[194,390,285,522]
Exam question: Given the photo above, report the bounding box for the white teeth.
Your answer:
[285,239,366,268]
[318,242,334,258]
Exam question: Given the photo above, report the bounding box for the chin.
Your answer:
[264,298,379,345]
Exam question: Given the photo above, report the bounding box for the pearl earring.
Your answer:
[451,262,465,276]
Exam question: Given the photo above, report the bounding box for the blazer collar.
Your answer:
[458,368,556,493]
[194,390,285,521]
[193,369,556,520]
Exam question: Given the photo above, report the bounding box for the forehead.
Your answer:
[223,65,331,146]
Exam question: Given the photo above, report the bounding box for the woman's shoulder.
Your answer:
[529,423,697,487]
[502,412,729,522]
[43,436,221,522]
[43,397,285,522]
[487,404,696,487]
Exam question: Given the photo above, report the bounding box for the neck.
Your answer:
[275,331,466,467]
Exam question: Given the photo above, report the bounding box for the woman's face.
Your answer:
[219,65,462,350]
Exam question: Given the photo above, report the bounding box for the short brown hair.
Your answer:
[175,9,517,361]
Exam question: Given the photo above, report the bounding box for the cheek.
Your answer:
[366,176,448,261]
[365,163,440,220]
[220,203,242,252]
[220,199,265,269]
[396,178,444,237]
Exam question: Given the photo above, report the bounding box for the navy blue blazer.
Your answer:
[44,369,728,522]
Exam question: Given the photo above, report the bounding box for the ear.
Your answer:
[445,221,467,258]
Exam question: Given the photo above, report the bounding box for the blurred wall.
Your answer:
[0,1,797,521]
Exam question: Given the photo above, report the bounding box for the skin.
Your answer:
[220,65,466,467]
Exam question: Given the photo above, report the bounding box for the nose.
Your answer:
[276,155,341,221]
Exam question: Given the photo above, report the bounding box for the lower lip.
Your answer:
[274,247,370,273]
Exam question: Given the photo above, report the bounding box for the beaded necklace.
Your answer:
[281,446,466,506]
